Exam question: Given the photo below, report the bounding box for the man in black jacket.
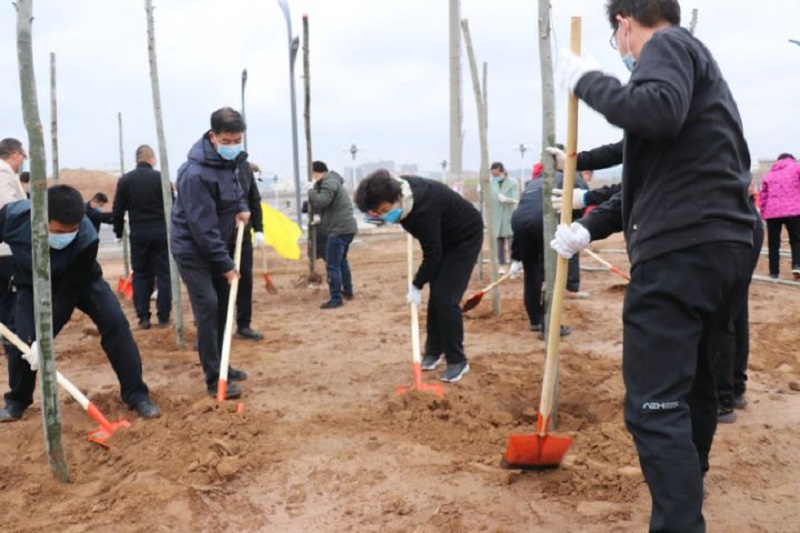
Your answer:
[0,185,160,422]
[113,145,172,330]
[551,2,756,531]
[85,192,114,233]
[355,171,482,383]
[172,108,250,399]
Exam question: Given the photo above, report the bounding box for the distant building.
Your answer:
[399,163,418,175]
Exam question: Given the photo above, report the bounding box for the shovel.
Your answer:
[584,248,630,281]
[0,322,130,448]
[117,272,133,300]
[217,220,245,403]
[461,271,514,313]
[396,233,444,398]
[261,247,278,295]
[503,16,582,468]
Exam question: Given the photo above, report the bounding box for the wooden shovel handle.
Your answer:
[219,220,245,385]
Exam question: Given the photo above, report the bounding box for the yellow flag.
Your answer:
[258,202,302,260]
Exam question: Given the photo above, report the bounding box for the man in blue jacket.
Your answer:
[551,1,756,531]
[171,107,251,399]
[0,185,160,422]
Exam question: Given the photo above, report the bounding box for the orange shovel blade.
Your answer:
[263,272,278,295]
[118,273,133,300]
[503,433,573,468]
[461,290,486,313]
[395,381,445,398]
[87,419,131,448]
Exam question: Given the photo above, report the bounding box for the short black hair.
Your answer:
[777,153,795,161]
[354,169,403,212]
[19,171,30,184]
[210,107,246,134]
[91,192,108,203]
[0,138,25,160]
[48,185,85,226]
[605,0,681,30]
[135,144,155,164]
[312,161,328,173]
[490,162,505,171]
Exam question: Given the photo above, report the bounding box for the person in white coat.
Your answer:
[0,138,29,332]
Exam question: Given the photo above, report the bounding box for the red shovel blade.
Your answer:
[502,433,573,468]
[118,273,133,300]
[461,290,486,313]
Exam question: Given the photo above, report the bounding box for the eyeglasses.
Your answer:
[610,28,618,50]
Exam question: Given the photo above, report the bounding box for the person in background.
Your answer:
[0,139,29,335]
[489,162,519,273]
[355,170,482,383]
[113,145,172,330]
[171,107,250,399]
[758,153,800,280]
[552,1,755,529]
[308,160,358,309]
[85,192,114,233]
[19,171,30,197]
[0,185,160,422]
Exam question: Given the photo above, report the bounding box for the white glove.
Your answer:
[551,188,587,212]
[498,193,509,203]
[556,48,602,94]
[545,146,566,171]
[550,222,591,259]
[254,231,265,248]
[509,260,523,278]
[23,341,40,372]
[312,214,321,226]
[406,283,423,305]
[115,237,122,244]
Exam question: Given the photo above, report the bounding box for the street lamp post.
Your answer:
[513,142,531,194]
[241,68,248,153]
[273,174,279,208]
[440,159,448,184]
[278,0,303,228]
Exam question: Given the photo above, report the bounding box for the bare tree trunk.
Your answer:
[145,0,184,348]
[461,19,499,313]
[448,0,463,187]
[117,112,130,278]
[241,69,248,153]
[303,14,321,284]
[49,51,58,183]
[16,0,68,482]
[688,8,699,35]
[538,0,559,427]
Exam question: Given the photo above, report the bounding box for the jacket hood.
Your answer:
[770,158,796,172]
[326,170,345,185]
[187,133,246,169]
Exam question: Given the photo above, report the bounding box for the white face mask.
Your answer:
[20,158,30,173]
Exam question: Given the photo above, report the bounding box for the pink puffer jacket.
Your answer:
[759,159,800,219]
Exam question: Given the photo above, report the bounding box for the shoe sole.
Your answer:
[421,358,442,371]
[717,412,737,424]
[440,363,470,383]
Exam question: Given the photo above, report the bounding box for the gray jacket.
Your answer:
[308,171,358,237]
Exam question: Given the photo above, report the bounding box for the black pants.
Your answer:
[130,227,172,323]
[496,237,511,265]
[424,233,482,365]
[231,238,254,329]
[174,253,230,389]
[623,242,750,533]
[0,256,14,330]
[715,223,764,406]
[514,229,545,326]
[3,281,150,412]
[765,216,800,275]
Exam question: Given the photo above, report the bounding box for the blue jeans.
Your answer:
[325,233,354,303]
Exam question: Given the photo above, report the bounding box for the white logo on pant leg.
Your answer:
[642,401,680,410]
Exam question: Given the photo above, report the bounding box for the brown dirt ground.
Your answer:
[1,231,799,532]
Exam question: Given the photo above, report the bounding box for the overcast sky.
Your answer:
[1,0,798,183]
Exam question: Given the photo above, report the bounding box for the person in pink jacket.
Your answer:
[759,153,800,279]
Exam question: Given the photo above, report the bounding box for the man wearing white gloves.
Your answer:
[551,2,756,531]
[112,144,173,329]
[355,170,482,383]
[308,161,358,310]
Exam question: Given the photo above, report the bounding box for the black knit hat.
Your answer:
[312,161,328,173]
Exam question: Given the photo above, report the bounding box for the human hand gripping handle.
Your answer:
[509,260,523,279]
[550,222,591,259]
[406,283,422,305]
[545,146,566,171]
[253,231,265,249]
[551,188,587,212]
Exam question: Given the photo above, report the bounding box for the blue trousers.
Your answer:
[325,233,354,304]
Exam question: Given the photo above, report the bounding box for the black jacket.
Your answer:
[233,158,263,237]
[86,202,113,233]
[574,26,755,265]
[399,177,483,289]
[0,200,101,291]
[576,141,623,207]
[113,162,171,237]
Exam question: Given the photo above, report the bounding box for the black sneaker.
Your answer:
[539,325,571,339]
[717,406,737,423]
[440,361,470,383]
[235,327,263,341]
[530,323,543,332]
[138,318,152,330]
[132,399,161,419]
[343,293,354,301]
[421,354,442,371]
[733,393,748,410]
[207,382,242,400]
[320,300,343,309]
[0,404,23,423]
[156,320,170,329]
[229,367,248,381]
[793,267,800,281]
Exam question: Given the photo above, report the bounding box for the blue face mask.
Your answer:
[48,231,78,250]
[381,207,403,224]
[95,206,104,213]
[492,177,503,184]
[216,144,243,161]
[20,159,30,173]
[622,52,636,72]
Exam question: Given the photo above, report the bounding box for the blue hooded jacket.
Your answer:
[171,134,249,273]
[0,199,101,289]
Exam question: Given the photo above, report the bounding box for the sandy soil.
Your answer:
[1,231,799,533]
